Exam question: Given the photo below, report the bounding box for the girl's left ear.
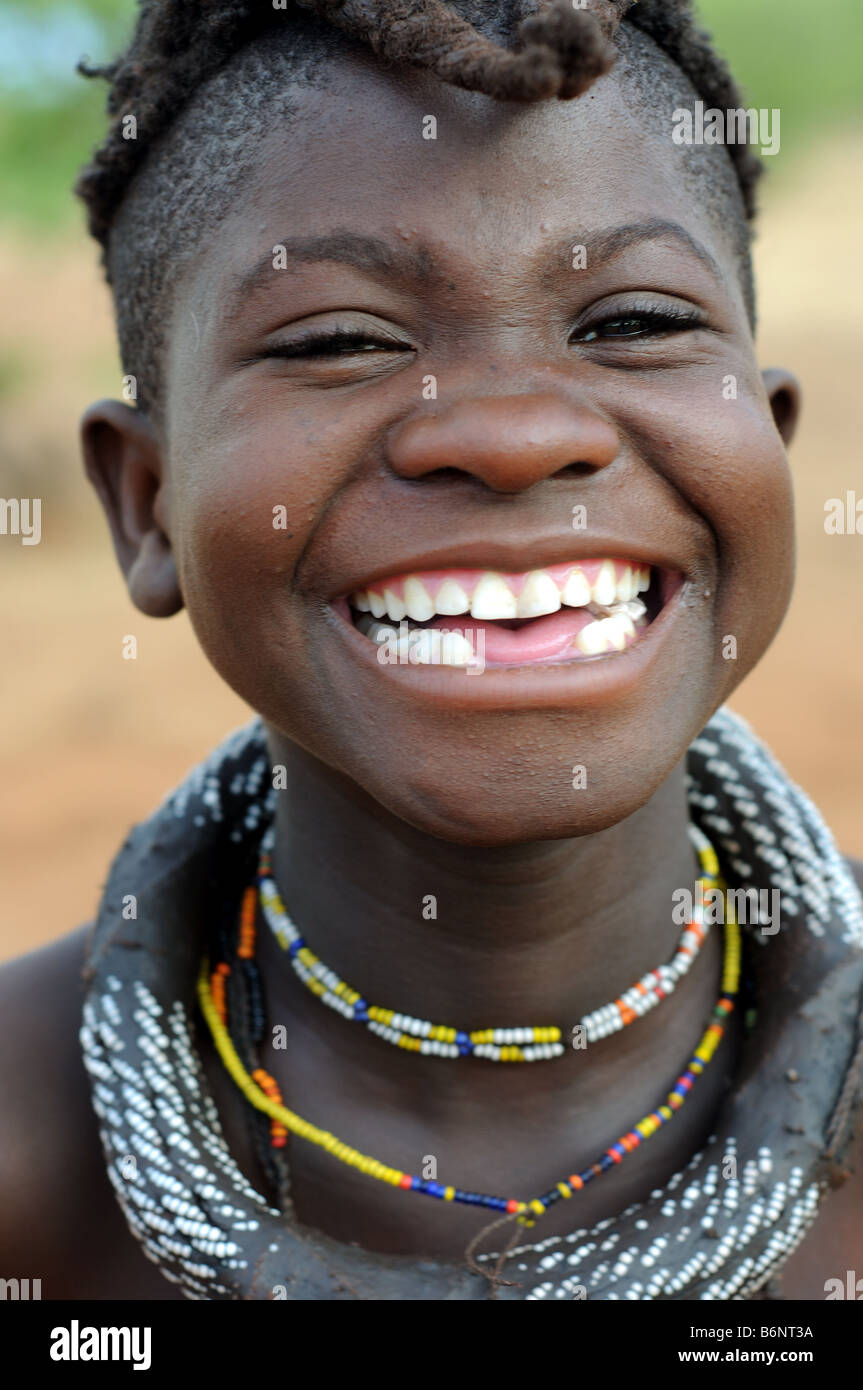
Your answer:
[762,367,801,446]
[81,399,184,618]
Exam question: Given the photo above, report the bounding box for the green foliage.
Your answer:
[0,0,136,230]
[0,348,33,401]
[0,91,105,231]
[696,0,863,146]
[9,0,126,16]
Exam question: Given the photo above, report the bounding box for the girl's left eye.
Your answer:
[573,307,705,343]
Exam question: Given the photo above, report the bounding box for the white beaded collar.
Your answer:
[81,708,863,1300]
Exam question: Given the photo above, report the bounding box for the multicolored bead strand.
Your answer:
[197,887,739,1226]
[256,821,720,1062]
[216,886,290,1164]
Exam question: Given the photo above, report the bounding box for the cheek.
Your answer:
[653,385,795,678]
[705,405,794,664]
[166,418,325,668]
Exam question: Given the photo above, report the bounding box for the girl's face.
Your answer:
[94,52,799,844]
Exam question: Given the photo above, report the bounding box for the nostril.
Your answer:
[408,466,467,485]
[404,461,599,488]
[555,462,596,480]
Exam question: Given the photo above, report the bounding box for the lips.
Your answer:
[340,558,671,669]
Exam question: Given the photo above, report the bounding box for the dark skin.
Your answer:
[1,50,861,1298]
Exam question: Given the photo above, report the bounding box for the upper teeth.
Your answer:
[403,576,436,622]
[351,563,651,624]
[435,579,471,615]
[518,571,561,619]
[472,573,519,621]
[562,569,592,608]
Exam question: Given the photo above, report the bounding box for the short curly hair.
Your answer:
[76,0,762,417]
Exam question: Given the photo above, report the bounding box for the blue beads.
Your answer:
[455,1031,473,1057]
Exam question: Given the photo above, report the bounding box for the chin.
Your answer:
[336,731,693,848]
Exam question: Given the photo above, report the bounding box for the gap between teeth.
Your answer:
[353,563,651,624]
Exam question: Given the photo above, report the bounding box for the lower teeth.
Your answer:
[354,617,476,665]
[353,598,648,666]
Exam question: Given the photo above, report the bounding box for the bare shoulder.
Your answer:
[0,929,184,1300]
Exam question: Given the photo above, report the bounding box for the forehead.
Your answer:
[176,46,744,335]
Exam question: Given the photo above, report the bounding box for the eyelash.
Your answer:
[261,305,704,360]
[263,329,408,359]
[574,306,704,342]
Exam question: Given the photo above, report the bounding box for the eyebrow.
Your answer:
[229,231,442,312]
[229,218,726,314]
[560,218,726,286]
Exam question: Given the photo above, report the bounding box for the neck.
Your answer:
[262,733,700,1026]
[249,730,729,1251]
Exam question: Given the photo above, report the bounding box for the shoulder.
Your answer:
[773,854,863,1298]
[0,929,184,1300]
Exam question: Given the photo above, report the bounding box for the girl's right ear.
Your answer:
[80,398,184,618]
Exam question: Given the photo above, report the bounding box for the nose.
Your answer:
[386,391,619,494]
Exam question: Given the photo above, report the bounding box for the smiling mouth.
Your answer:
[342,559,675,669]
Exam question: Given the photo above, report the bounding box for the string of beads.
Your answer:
[256,822,720,1061]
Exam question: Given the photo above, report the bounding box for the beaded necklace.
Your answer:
[198,863,740,1227]
[256,822,720,1062]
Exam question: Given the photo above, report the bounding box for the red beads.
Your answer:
[252,1067,288,1148]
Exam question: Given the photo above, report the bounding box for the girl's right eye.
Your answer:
[262,328,412,359]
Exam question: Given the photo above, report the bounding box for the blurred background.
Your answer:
[1,0,861,960]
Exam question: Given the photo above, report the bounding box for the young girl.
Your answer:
[2,0,862,1302]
